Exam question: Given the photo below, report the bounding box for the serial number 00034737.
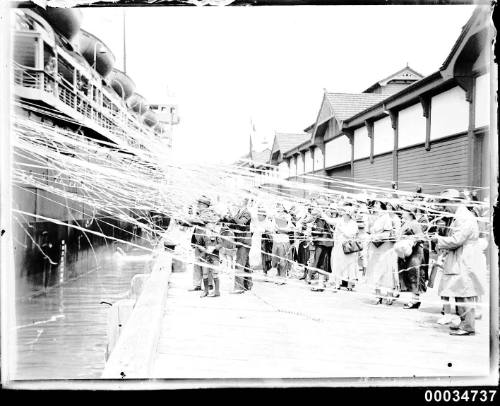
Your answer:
[424,390,497,403]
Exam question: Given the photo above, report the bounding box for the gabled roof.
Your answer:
[362,66,424,93]
[343,7,490,129]
[324,92,388,121]
[441,6,488,72]
[273,132,310,155]
[252,148,271,165]
[342,71,442,128]
[304,123,315,133]
[440,6,490,79]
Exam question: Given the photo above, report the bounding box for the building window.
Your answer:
[314,147,324,170]
[289,158,296,177]
[278,161,289,179]
[353,126,370,160]
[430,86,469,140]
[398,103,426,148]
[325,135,350,167]
[373,116,393,156]
[304,150,313,173]
[296,154,304,175]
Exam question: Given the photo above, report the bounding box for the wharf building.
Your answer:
[267,7,492,200]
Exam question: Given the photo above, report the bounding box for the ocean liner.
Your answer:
[12,6,175,297]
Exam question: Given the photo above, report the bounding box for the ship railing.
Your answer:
[13,62,44,90]
[14,62,158,150]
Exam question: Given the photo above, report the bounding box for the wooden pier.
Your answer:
[103,254,491,383]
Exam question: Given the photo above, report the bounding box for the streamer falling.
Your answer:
[12,99,490,270]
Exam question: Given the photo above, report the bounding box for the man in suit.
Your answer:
[188,196,212,291]
[231,197,253,293]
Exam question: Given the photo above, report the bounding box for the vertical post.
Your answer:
[1,3,17,384]
[467,78,476,190]
[345,129,354,178]
[455,76,474,189]
[420,96,431,151]
[389,110,398,188]
[123,8,127,74]
[488,62,498,375]
[320,139,326,173]
[311,146,315,173]
[365,120,374,164]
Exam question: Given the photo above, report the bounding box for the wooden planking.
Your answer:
[398,135,469,195]
[151,268,489,379]
[326,164,351,180]
[353,154,393,188]
[326,164,352,192]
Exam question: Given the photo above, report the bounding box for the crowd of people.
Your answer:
[168,186,489,337]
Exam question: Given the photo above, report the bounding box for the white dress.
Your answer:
[249,208,270,269]
[331,218,359,284]
[366,213,398,290]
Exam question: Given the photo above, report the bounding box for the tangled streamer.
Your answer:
[12,97,491,293]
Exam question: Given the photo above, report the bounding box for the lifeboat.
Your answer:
[37,7,83,42]
[108,69,136,101]
[127,93,148,115]
[78,30,115,78]
[154,122,166,135]
[142,110,159,128]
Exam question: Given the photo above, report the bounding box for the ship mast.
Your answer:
[123,8,127,74]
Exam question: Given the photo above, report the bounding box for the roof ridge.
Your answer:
[326,91,387,97]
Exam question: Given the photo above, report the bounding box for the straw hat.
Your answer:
[316,197,329,207]
[342,206,355,218]
[438,189,461,202]
[197,195,211,207]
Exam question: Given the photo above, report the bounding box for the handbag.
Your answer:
[372,230,394,248]
[427,255,443,288]
[342,240,362,255]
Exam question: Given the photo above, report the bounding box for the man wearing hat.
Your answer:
[231,197,253,293]
[306,198,334,291]
[198,220,223,297]
[270,202,293,284]
[188,195,212,292]
[431,189,485,336]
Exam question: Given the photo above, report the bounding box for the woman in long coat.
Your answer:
[366,200,398,305]
[325,207,359,290]
[433,189,485,335]
[397,208,427,309]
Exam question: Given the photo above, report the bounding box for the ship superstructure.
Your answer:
[12,6,175,296]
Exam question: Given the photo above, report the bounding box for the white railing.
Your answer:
[14,63,158,150]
